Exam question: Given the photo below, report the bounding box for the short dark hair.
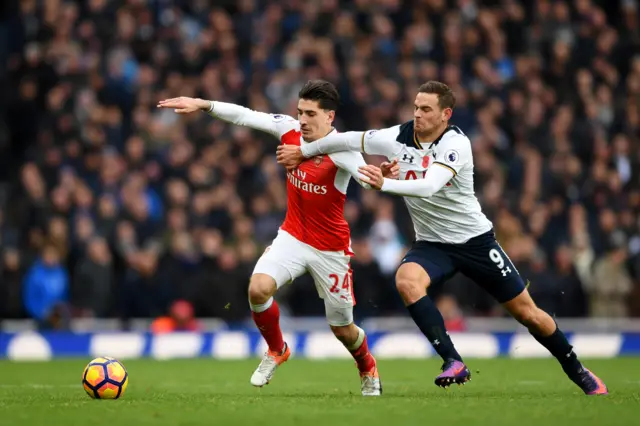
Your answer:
[418,81,456,110]
[298,80,340,111]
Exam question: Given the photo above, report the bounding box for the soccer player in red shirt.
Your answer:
[158,80,396,396]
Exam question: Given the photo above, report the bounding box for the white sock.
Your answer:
[250,297,274,313]
[347,326,366,351]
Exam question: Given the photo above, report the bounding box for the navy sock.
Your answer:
[407,296,462,362]
[531,326,582,376]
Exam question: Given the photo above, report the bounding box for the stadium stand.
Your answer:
[1,0,640,333]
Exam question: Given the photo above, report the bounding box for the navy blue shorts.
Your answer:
[401,230,526,303]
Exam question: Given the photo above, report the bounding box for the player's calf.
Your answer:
[249,274,284,353]
[396,263,466,388]
[503,289,608,395]
[330,323,381,396]
[330,324,376,374]
[249,273,289,387]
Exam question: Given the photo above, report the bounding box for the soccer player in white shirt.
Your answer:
[276,81,608,395]
[158,80,391,396]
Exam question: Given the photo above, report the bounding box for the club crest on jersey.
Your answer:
[314,155,324,166]
[445,150,459,164]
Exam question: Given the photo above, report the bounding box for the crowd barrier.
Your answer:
[1,331,639,360]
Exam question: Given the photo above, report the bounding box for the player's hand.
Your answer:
[358,165,384,190]
[157,96,210,114]
[276,145,305,170]
[380,159,399,179]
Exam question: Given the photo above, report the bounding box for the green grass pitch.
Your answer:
[0,358,638,426]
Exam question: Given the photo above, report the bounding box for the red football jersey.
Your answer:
[206,104,369,254]
[280,127,355,253]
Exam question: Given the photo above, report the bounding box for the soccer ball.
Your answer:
[82,357,129,399]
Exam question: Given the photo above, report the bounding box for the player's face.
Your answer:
[413,93,451,134]
[297,99,335,141]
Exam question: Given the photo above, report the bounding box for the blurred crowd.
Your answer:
[1,0,640,330]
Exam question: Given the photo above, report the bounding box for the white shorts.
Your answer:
[253,230,355,326]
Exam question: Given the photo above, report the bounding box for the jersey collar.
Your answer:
[415,124,461,148]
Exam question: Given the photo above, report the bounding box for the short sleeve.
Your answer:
[432,134,472,176]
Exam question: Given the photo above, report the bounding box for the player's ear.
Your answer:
[442,108,453,122]
[327,110,335,123]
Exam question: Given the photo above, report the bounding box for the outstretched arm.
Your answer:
[358,135,470,198]
[330,153,400,189]
[360,163,454,197]
[302,132,365,156]
[330,152,372,189]
[277,126,403,169]
[157,97,283,138]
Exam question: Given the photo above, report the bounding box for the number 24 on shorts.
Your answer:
[329,271,352,294]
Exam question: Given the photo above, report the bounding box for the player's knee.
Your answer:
[330,323,358,346]
[395,263,430,305]
[248,274,276,304]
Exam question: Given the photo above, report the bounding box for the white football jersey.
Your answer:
[360,122,493,244]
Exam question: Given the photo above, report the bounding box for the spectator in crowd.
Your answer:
[151,299,200,333]
[72,235,113,317]
[1,0,639,325]
[22,243,69,329]
[583,231,634,317]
